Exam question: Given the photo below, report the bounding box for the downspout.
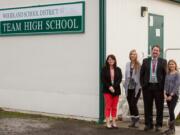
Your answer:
[99,0,106,124]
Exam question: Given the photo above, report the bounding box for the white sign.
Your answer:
[150,16,153,27]
[0,3,83,21]
[156,29,160,37]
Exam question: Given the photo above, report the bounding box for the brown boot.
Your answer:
[163,120,175,135]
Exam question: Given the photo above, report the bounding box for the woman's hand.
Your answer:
[166,96,172,101]
[109,86,115,93]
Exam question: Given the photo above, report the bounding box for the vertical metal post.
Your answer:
[99,0,106,124]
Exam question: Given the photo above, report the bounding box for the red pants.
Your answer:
[104,93,119,118]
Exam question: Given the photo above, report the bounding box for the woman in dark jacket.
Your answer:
[101,54,122,128]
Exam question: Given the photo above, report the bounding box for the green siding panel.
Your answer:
[0,2,85,36]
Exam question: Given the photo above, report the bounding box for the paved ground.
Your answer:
[176,126,180,134]
[0,118,159,135]
[0,111,179,135]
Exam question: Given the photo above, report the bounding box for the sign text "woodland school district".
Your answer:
[0,2,85,36]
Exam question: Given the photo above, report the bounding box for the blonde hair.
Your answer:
[129,49,140,73]
[167,59,179,73]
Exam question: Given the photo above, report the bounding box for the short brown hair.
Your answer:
[152,45,161,51]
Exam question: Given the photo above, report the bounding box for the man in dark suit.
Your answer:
[140,45,167,131]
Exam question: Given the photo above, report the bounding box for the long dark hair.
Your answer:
[105,54,117,69]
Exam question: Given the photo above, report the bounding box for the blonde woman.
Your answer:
[163,60,180,135]
[124,49,141,128]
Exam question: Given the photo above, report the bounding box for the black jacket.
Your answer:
[101,66,122,96]
[140,57,167,91]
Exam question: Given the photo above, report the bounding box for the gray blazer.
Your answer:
[123,62,141,97]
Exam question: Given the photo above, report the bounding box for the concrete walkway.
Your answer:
[176,126,180,135]
[117,120,180,135]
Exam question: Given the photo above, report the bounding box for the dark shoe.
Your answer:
[155,126,162,132]
[112,122,118,129]
[164,120,175,135]
[163,129,170,135]
[144,126,153,131]
[128,117,138,128]
[163,129,175,135]
[169,120,175,132]
[112,125,118,129]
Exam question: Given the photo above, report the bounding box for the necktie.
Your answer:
[152,59,156,73]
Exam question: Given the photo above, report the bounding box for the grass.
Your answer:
[176,113,180,125]
[0,108,60,120]
[0,108,98,126]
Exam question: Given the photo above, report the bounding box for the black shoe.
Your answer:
[155,126,162,132]
[112,123,118,129]
[144,126,153,131]
[163,129,171,135]
[112,125,118,129]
